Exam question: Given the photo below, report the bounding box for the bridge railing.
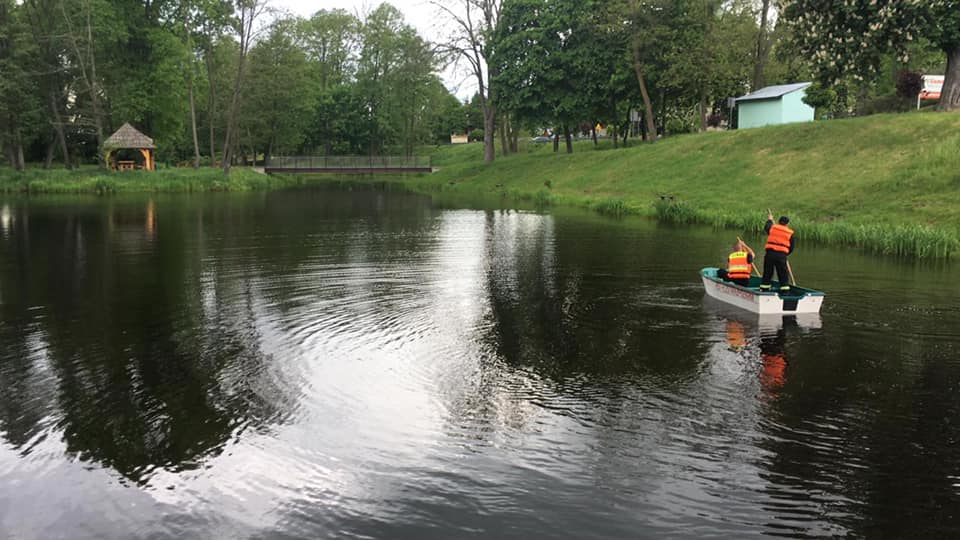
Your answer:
[266,156,432,169]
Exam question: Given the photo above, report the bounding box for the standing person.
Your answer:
[718,239,755,286]
[760,209,794,293]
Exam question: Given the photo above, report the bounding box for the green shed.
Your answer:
[736,82,814,129]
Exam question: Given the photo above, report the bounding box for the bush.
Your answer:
[469,128,485,142]
[802,82,837,111]
[896,70,923,100]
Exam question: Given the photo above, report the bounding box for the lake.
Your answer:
[1,187,958,538]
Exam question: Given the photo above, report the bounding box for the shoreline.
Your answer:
[3,113,959,258]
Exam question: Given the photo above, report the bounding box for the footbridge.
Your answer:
[264,156,432,174]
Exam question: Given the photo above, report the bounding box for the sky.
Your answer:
[274,0,475,98]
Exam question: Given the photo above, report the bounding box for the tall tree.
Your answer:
[303,9,358,92]
[622,0,661,142]
[60,0,107,165]
[492,0,601,153]
[752,0,773,90]
[243,16,315,162]
[433,0,503,163]
[222,0,268,175]
[22,0,72,168]
[783,0,960,112]
[0,0,41,170]
[196,0,233,167]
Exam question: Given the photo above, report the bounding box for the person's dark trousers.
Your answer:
[761,250,790,291]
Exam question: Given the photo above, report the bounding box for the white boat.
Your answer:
[700,267,825,315]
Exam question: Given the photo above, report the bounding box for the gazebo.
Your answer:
[104,123,157,171]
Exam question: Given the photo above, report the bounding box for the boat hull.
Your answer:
[700,268,824,315]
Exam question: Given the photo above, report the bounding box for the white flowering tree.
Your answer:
[782,0,960,112]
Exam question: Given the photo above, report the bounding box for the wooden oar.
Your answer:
[737,236,762,277]
[787,260,798,286]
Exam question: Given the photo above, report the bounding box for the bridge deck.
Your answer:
[265,156,432,175]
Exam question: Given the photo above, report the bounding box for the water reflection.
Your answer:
[0,189,959,538]
[0,198,296,485]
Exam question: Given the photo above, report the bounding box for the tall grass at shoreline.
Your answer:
[0,167,294,194]
[654,200,958,258]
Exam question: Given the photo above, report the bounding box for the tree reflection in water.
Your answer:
[0,197,296,484]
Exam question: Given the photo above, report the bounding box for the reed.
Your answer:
[594,198,632,217]
[652,200,958,258]
[0,167,299,194]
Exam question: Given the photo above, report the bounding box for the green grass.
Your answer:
[405,112,960,258]
[0,166,308,194]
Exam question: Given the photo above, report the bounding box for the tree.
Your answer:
[622,0,663,142]
[783,0,960,112]
[243,17,316,163]
[59,0,110,165]
[222,0,268,175]
[752,0,774,90]
[433,0,503,163]
[492,0,604,153]
[196,0,234,167]
[21,0,73,168]
[302,9,359,92]
[0,0,42,170]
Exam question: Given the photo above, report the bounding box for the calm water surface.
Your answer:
[0,188,958,539]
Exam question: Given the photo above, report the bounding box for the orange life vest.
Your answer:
[765,224,794,254]
[727,250,751,280]
[761,354,786,389]
[726,320,746,348]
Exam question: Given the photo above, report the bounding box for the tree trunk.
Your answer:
[189,81,200,168]
[498,113,508,157]
[49,92,72,170]
[553,131,560,152]
[222,77,244,174]
[563,124,573,154]
[699,91,708,132]
[223,4,260,176]
[936,46,960,112]
[82,4,104,166]
[3,144,14,170]
[752,0,771,91]
[482,103,496,163]
[630,38,657,143]
[205,49,218,167]
[510,124,518,153]
[592,126,597,145]
[14,140,24,171]
[44,137,55,169]
[659,89,668,136]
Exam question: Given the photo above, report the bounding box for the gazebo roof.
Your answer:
[104,123,156,149]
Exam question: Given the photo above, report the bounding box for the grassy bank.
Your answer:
[0,167,308,194]
[2,113,958,257]
[401,112,960,258]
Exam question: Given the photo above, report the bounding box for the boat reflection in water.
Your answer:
[703,296,822,400]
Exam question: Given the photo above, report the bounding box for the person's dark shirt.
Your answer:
[764,219,795,254]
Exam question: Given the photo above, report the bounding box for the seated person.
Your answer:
[717,240,754,286]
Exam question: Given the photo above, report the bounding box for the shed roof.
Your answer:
[736,82,811,103]
[104,123,156,149]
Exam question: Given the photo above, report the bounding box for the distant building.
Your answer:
[451,134,469,144]
[735,83,814,129]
